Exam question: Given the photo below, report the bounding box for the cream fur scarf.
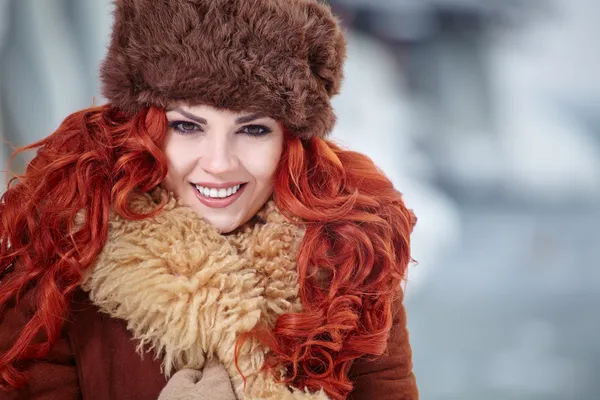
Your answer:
[82,190,329,400]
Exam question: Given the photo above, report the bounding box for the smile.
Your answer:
[190,182,247,209]
[194,184,242,199]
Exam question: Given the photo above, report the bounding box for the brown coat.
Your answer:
[0,284,417,400]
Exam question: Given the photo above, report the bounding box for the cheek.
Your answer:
[163,135,198,183]
[242,141,283,185]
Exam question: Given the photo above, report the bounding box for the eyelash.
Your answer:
[168,121,272,137]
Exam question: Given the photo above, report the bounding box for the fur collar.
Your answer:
[82,190,328,399]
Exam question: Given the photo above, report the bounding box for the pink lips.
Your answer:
[191,183,246,209]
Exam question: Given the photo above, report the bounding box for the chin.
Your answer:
[181,187,259,233]
[201,215,241,234]
[214,223,237,234]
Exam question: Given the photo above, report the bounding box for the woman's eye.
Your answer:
[169,121,201,134]
[240,125,271,137]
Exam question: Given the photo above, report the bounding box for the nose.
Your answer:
[199,133,238,175]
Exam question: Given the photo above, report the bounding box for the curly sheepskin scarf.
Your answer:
[82,189,329,400]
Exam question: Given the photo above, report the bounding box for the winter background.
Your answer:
[1,0,598,399]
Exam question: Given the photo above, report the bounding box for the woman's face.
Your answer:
[162,104,284,233]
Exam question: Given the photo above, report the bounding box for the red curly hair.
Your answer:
[0,105,415,399]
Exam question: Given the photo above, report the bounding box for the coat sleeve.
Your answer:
[0,278,81,400]
[348,293,418,400]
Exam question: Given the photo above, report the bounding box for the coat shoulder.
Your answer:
[348,294,418,400]
[0,272,79,400]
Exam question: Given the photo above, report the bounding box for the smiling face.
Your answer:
[161,104,285,233]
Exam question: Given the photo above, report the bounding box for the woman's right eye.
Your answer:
[168,121,202,134]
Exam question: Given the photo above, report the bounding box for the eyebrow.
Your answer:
[167,107,266,125]
[168,108,207,124]
[235,113,266,124]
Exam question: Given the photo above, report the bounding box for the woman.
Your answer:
[0,0,418,399]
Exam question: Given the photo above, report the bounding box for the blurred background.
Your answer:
[1,0,599,398]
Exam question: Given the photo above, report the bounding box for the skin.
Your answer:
[162,103,284,233]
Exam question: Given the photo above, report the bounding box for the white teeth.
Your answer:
[194,184,242,199]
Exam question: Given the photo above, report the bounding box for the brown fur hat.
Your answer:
[100,0,347,138]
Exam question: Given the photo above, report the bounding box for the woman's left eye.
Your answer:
[240,125,271,137]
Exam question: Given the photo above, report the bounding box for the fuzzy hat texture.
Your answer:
[100,0,347,138]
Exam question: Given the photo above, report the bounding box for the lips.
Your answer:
[190,182,247,209]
